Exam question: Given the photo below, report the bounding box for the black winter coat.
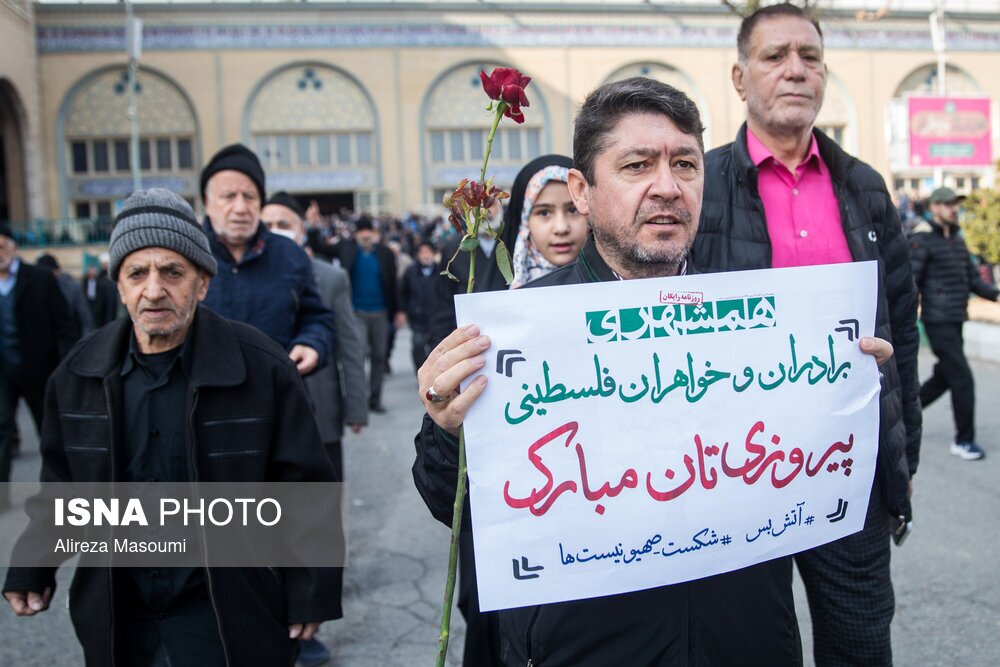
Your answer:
[12,261,81,401]
[4,306,341,667]
[413,239,802,667]
[399,262,440,334]
[909,219,1000,322]
[693,125,921,525]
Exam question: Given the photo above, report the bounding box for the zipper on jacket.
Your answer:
[187,390,233,667]
[103,378,117,667]
[524,606,541,666]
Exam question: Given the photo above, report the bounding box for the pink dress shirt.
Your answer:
[746,129,853,268]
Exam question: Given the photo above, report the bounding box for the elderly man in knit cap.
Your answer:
[3,188,342,666]
[199,144,334,376]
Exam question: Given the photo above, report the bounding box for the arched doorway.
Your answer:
[420,62,551,211]
[59,65,200,229]
[0,79,29,223]
[245,63,381,214]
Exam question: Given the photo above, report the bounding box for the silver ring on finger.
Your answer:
[425,385,449,404]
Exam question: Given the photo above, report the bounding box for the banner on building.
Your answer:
[909,96,993,167]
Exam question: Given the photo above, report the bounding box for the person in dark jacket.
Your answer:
[0,228,80,509]
[3,189,341,666]
[692,5,921,666]
[83,262,119,327]
[414,77,894,667]
[910,186,999,461]
[35,253,95,336]
[263,191,367,667]
[330,218,399,413]
[199,144,335,377]
[399,240,440,373]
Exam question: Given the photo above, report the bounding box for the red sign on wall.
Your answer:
[908,96,992,167]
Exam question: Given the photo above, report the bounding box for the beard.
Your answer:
[592,200,695,279]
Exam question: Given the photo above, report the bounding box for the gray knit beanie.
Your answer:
[108,188,218,280]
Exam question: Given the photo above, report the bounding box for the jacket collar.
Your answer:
[577,236,618,283]
[734,123,855,187]
[68,305,246,387]
[203,216,267,265]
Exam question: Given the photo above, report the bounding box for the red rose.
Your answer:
[480,67,531,125]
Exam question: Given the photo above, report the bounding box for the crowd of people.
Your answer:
[0,3,997,667]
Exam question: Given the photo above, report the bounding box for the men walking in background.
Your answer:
[4,189,341,665]
[198,144,334,377]
[910,186,1000,461]
[331,217,399,413]
[0,227,79,511]
[694,4,920,665]
[262,191,367,667]
[262,191,368,474]
[36,254,95,336]
[83,262,118,328]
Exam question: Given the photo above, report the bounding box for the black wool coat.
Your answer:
[12,261,81,401]
[4,306,341,667]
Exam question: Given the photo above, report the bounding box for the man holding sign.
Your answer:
[415,77,893,665]
[694,5,920,665]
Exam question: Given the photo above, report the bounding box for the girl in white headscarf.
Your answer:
[509,155,589,288]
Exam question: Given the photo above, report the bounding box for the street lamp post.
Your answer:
[124,0,143,195]
[929,1,946,188]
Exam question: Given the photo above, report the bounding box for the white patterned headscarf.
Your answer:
[510,164,571,288]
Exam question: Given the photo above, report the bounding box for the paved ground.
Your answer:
[1,335,998,666]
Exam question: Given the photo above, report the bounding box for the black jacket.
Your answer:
[399,262,440,333]
[909,219,1000,322]
[84,272,119,328]
[413,239,802,667]
[12,261,81,401]
[331,238,399,317]
[4,306,341,667]
[693,125,921,523]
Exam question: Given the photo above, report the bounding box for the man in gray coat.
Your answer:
[263,191,368,475]
[263,192,367,666]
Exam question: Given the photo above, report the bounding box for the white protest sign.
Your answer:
[454,261,880,612]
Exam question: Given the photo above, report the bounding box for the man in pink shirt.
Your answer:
[694,4,921,666]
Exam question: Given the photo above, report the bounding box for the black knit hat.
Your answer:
[0,224,14,242]
[199,144,266,203]
[36,254,59,271]
[109,188,218,280]
[354,216,374,232]
[265,191,305,220]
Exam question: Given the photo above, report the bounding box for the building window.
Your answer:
[71,142,88,174]
[177,139,193,170]
[114,140,130,172]
[68,137,193,177]
[253,132,376,169]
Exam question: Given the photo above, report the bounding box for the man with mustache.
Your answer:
[694,4,921,665]
[199,144,334,378]
[413,76,894,665]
